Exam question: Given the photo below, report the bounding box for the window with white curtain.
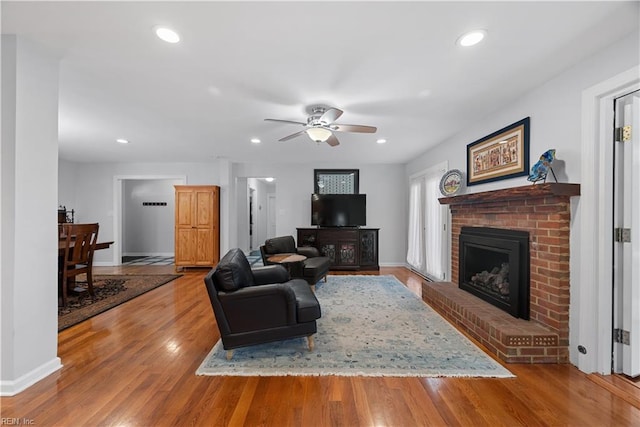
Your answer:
[407,163,449,281]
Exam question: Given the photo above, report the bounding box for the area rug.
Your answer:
[196,275,513,378]
[58,274,180,331]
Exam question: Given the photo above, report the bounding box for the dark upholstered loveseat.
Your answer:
[260,236,331,290]
[204,248,321,359]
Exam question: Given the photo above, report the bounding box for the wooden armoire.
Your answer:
[174,185,220,270]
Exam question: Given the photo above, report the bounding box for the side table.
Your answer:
[267,253,307,278]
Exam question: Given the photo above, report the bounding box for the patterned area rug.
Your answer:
[197,275,513,378]
[58,274,180,331]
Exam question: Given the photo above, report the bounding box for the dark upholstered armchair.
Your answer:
[204,248,321,360]
[260,236,331,290]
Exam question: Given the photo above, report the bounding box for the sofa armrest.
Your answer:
[251,265,290,285]
[297,246,320,258]
[218,283,298,327]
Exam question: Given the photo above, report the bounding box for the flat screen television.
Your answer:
[311,194,366,227]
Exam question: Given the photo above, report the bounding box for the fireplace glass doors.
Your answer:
[459,227,530,319]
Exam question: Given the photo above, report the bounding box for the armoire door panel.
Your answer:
[196,190,214,227]
[175,229,195,265]
[196,228,214,265]
[176,192,194,227]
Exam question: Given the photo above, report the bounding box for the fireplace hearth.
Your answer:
[459,227,530,319]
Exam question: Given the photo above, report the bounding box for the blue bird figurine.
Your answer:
[528,149,557,184]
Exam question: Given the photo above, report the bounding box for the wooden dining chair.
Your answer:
[60,223,99,307]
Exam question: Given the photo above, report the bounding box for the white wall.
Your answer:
[234,163,407,266]
[67,161,221,264]
[406,32,639,368]
[407,33,639,188]
[1,36,61,395]
[123,179,180,256]
[58,158,77,211]
[60,160,407,265]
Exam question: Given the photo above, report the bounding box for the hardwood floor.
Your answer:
[2,266,639,426]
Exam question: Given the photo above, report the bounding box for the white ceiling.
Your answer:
[3,1,638,164]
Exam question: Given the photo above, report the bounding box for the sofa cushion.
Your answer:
[302,256,331,276]
[265,236,296,254]
[251,265,290,285]
[213,248,255,292]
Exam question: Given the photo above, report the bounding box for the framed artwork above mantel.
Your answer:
[466,117,530,186]
[314,169,359,194]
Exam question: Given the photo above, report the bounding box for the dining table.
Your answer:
[58,239,114,256]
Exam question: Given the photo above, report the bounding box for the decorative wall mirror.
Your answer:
[314,169,359,194]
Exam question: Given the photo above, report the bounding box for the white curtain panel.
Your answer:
[406,178,424,270]
[424,174,445,280]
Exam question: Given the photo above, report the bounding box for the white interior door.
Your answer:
[613,90,640,377]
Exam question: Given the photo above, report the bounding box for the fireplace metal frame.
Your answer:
[459,227,530,319]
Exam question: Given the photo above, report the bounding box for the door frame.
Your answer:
[577,66,639,373]
[612,90,640,376]
[112,174,186,266]
[267,193,276,239]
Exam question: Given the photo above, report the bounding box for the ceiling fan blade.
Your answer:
[265,118,306,126]
[319,108,343,125]
[325,134,340,147]
[278,130,307,142]
[331,124,377,133]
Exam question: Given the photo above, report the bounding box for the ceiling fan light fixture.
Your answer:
[306,127,332,142]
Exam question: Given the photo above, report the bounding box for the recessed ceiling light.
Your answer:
[265,177,275,182]
[116,138,129,144]
[250,138,261,144]
[155,26,180,44]
[376,138,387,144]
[457,29,487,47]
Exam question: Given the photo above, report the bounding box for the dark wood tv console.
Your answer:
[297,227,379,271]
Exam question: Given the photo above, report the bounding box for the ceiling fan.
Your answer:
[264,106,376,147]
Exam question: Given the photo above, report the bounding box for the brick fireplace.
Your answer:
[425,183,580,363]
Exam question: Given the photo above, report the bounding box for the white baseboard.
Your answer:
[93,261,114,267]
[378,262,409,268]
[0,357,62,396]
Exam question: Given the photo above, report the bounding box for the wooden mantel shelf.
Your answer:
[439,183,580,206]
